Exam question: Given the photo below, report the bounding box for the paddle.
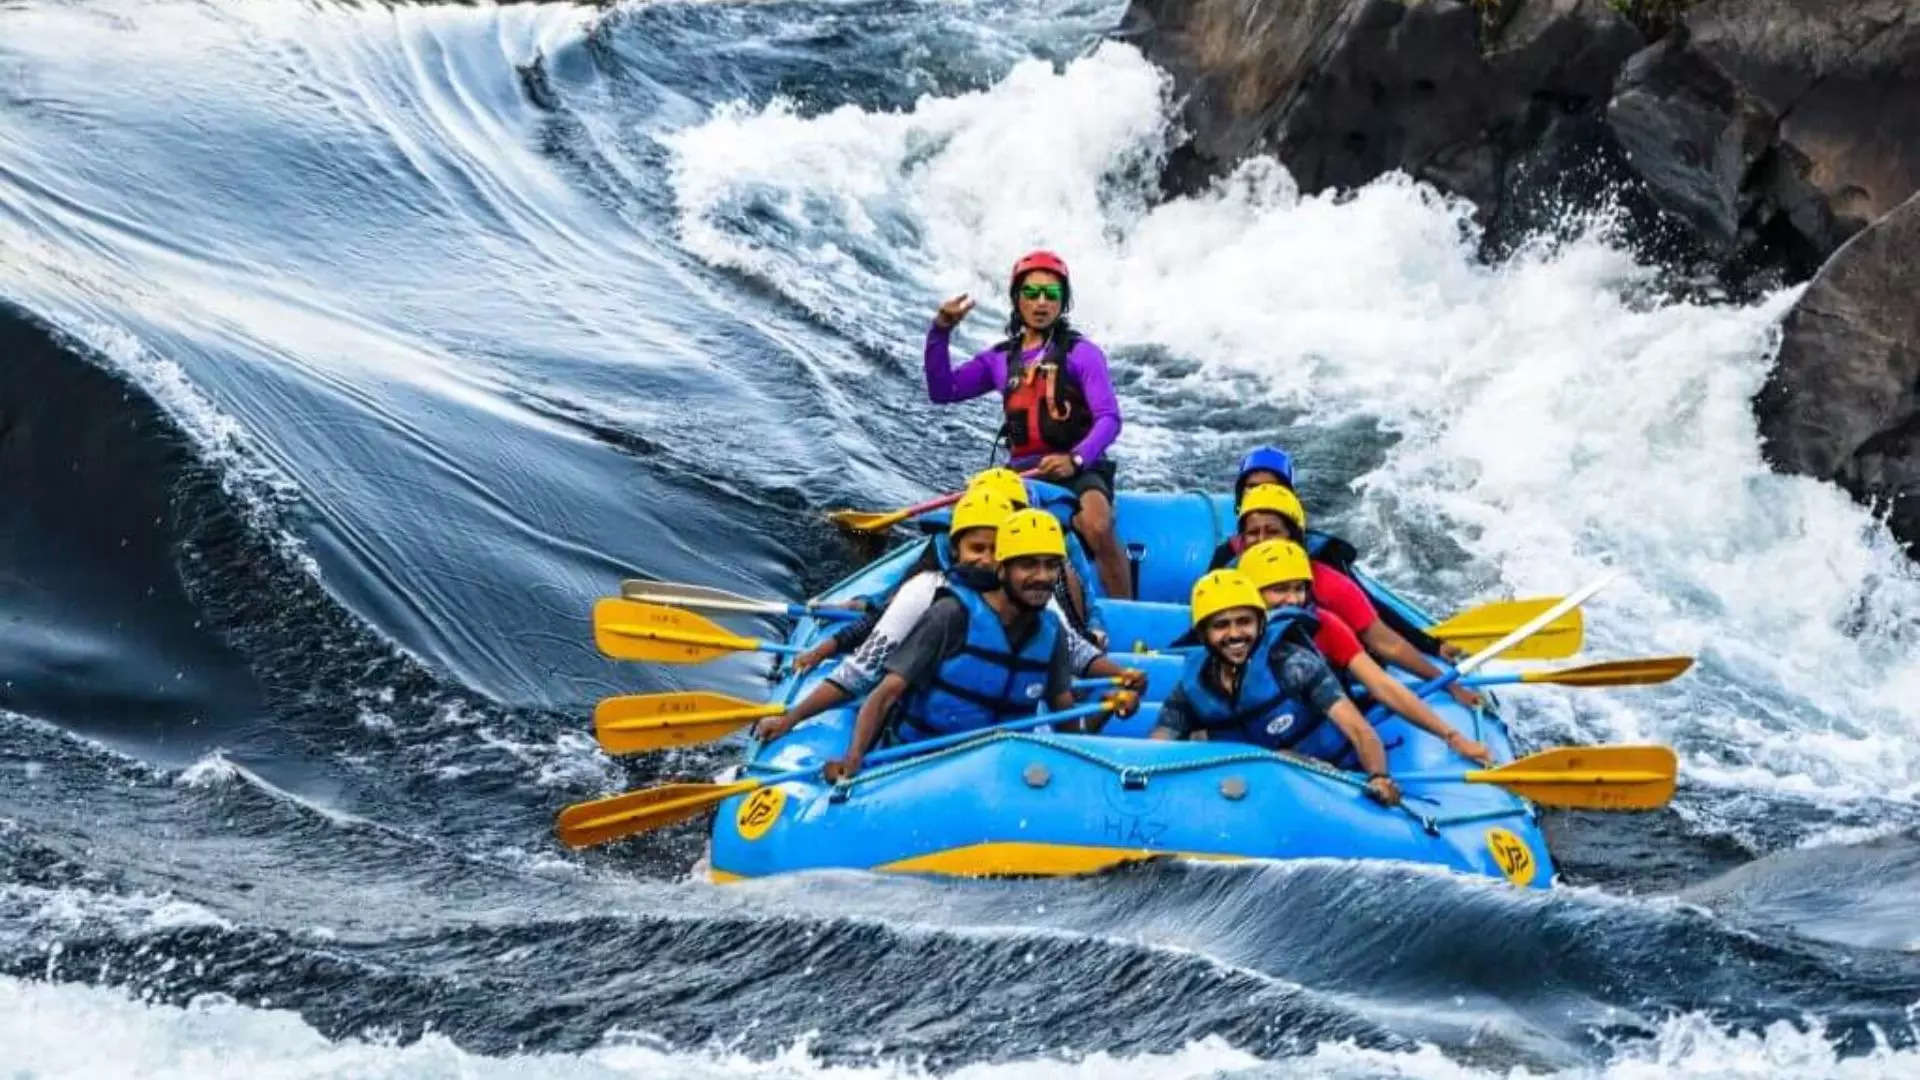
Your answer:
[594,598,802,664]
[1397,745,1677,810]
[593,672,1145,757]
[1462,656,1693,689]
[826,468,1041,534]
[619,580,862,622]
[556,696,1125,849]
[1427,596,1583,660]
[1156,594,1584,661]
[594,691,786,755]
[1369,571,1619,724]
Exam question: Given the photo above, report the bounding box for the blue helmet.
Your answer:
[1235,445,1295,495]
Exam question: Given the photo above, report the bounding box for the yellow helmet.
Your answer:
[967,467,1030,508]
[949,489,1014,538]
[1190,569,1266,628]
[995,508,1067,562]
[1240,539,1313,590]
[1237,483,1306,531]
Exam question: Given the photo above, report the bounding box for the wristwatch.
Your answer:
[1069,452,1085,470]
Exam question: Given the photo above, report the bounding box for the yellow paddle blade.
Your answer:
[593,692,785,754]
[1468,745,1677,810]
[592,598,759,663]
[825,507,910,533]
[555,779,760,849]
[1520,656,1694,688]
[1431,596,1583,660]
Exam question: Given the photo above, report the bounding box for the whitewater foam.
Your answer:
[0,883,233,956]
[5,974,1917,1079]
[173,751,243,790]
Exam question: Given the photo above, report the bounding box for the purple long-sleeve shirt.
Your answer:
[923,323,1122,465]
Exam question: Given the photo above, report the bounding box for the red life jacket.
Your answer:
[1001,344,1092,458]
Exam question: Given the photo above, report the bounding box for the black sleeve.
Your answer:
[1043,632,1073,702]
[1312,532,1447,657]
[831,607,881,652]
[1154,684,1195,738]
[1206,540,1235,571]
[882,596,969,690]
[1374,594,1448,657]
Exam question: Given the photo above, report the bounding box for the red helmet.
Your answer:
[1009,249,1069,290]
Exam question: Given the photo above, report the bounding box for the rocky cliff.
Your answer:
[1756,190,1920,552]
[1116,0,1920,550]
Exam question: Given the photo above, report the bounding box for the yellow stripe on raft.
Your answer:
[712,842,1245,882]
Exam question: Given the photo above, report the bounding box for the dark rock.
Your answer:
[1689,0,1920,237]
[1852,417,1920,549]
[1755,189,1920,551]
[1606,28,1775,254]
[1112,0,1368,198]
[1118,0,1920,286]
[1602,0,1920,281]
[1113,0,1648,253]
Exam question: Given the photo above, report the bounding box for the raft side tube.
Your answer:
[1110,492,1234,603]
[711,732,1551,886]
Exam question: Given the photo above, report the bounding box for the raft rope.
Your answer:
[772,493,1527,839]
[1423,805,1535,829]
[828,729,1458,836]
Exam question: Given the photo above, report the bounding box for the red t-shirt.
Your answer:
[1311,561,1377,634]
[1310,607,1365,668]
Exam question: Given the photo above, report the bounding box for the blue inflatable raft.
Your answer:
[709,492,1554,889]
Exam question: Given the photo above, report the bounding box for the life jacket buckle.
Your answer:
[1042,365,1072,422]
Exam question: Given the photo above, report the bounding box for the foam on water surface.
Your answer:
[5,975,1916,1079]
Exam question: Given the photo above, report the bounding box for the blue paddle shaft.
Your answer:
[760,699,1114,788]
[1396,769,1478,782]
[1386,672,1520,692]
[1364,664,1462,723]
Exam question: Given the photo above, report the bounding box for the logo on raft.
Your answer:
[736,787,786,841]
[1485,826,1536,886]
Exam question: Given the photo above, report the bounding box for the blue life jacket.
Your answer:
[895,579,1060,743]
[1175,607,1350,760]
[1024,480,1080,530]
[1293,601,1389,767]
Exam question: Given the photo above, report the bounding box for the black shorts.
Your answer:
[1065,458,1117,504]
